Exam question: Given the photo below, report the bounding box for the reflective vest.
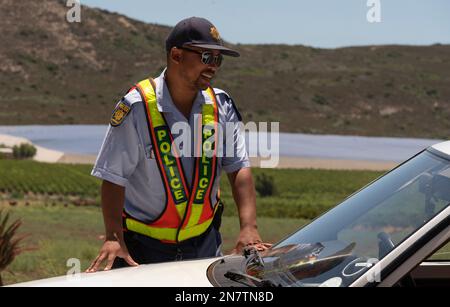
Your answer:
[123,78,220,243]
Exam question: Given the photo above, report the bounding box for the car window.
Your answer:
[253,150,450,287]
[428,241,450,261]
[338,163,450,259]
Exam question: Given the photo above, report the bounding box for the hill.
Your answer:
[1,0,450,138]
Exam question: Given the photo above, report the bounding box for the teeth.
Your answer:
[202,73,213,79]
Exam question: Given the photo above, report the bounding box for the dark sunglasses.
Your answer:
[180,47,223,67]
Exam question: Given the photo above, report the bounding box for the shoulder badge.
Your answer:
[110,101,131,127]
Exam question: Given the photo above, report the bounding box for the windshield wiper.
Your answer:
[244,247,265,268]
[224,270,281,287]
[224,247,282,287]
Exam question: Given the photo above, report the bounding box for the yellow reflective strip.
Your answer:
[181,88,217,229]
[138,78,189,223]
[176,200,187,220]
[178,216,214,242]
[180,202,219,241]
[126,218,177,242]
[205,88,215,104]
[127,203,219,242]
[202,104,215,125]
[126,217,213,242]
[138,79,165,127]
[186,204,203,227]
[203,88,216,125]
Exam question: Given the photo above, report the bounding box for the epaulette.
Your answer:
[213,88,243,121]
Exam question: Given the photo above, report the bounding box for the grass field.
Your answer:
[1,203,308,285]
[0,160,448,285]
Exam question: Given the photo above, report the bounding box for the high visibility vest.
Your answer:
[123,78,220,243]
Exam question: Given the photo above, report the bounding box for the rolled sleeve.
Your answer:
[91,106,141,186]
[221,96,250,173]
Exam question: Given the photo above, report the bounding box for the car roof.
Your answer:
[430,141,450,157]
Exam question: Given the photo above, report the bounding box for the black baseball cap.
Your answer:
[165,17,240,57]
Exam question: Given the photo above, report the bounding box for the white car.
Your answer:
[10,141,450,287]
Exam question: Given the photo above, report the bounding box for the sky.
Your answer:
[80,0,450,48]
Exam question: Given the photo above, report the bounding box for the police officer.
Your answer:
[87,17,270,272]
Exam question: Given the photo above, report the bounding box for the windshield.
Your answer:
[248,150,450,287]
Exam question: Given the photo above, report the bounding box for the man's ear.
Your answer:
[169,47,182,65]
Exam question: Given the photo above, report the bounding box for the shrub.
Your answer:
[312,94,328,105]
[255,173,277,197]
[426,89,438,97]
[46,63,58,73]
[0,210,27,286]
[12,143,37,159]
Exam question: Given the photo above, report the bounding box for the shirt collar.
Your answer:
[154,68,212,113]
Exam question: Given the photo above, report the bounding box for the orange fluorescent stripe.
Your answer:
[130,80,219,241]
[138,82,181,226]
[200,88,219,221]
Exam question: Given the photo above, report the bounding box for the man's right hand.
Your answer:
[86,239,139,273]
[87,181,138,273]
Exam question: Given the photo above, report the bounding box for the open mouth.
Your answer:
[201,73,214,80]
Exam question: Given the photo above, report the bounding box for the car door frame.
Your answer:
[410,260,450,286]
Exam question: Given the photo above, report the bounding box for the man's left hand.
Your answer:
[231,226,272,255]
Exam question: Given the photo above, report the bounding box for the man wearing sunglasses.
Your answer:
[88,17,270,272]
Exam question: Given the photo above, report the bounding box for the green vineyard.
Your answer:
[0,160,383,219]
[0,160,100,197]
[219,167,383,219]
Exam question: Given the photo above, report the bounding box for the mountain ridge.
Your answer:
[1,0,449,138]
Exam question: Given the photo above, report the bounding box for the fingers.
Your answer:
[86,252,137,272]
[103,254,117,271]
[231,240,271,255]
[86,243,139,273]
[86,252,107,273]
[86,254,101,273]
[245,241,262,246]
[124,255,139,267]
[86,259,95,273]
[254,243,271,251]
[257,242,273,249]
[244,242,273,252]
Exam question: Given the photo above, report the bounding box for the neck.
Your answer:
[165,68,197,113]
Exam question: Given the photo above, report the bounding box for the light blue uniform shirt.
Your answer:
[92,70,250,223]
